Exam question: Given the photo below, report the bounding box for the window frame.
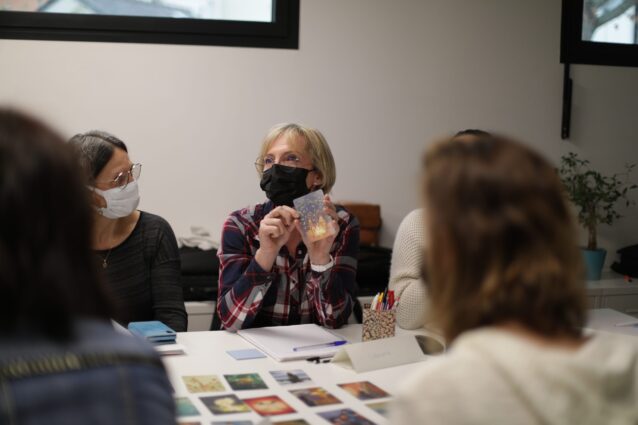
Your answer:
[561,0,638,67]
[0,0,299,49]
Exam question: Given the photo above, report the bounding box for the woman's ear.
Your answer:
[313,171,323,187]
[91,190,107,209]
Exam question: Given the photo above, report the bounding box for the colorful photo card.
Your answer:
[317,408,377,425]
[289,387,341,407]
[182,375,225,393]
[366,401,390,418]
[269,369,312,386]
[200,394,252,415]
[175,397,200,417]
[293,190,336,242]
[272,420,310,425]
[338,381,390,401]
[243,395,296,417]
[224,373,268,391]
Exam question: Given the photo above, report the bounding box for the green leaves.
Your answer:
[558,152,637,250]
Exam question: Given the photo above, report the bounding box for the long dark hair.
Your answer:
[0,109,112,340]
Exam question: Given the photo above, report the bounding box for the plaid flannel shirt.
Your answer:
[217,200,359,331]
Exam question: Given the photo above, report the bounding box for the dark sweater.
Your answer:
[96,211,187,332]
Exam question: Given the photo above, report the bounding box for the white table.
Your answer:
[163,326,427,424]
[586,308,638,338]
[165,309,637,424]
[586,273,638,317]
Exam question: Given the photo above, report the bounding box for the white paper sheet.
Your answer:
[238,324,347,361]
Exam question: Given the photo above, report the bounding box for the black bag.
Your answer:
[611,244,638,278]
[356,246,392,296]
[179,247,219,301]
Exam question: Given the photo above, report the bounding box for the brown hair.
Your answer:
[422,134,586,342]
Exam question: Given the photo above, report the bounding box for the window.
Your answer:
[583,0,637,45]
[561,0,638,67]
[0,0,299,49]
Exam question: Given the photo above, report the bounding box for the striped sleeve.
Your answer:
[216,214,275,331]
[305,211,359,328]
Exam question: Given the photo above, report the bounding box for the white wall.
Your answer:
[1,0,637,265]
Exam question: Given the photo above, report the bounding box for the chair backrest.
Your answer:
[338,202,382,246]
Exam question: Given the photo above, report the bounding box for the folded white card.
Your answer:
[331,335,426,373]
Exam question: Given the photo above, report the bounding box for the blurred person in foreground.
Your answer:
[0,109,175,425]
[392,133,638,424]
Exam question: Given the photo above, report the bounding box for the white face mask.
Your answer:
[92,181,140,219]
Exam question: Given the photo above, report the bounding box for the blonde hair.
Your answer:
[256,123,336,193]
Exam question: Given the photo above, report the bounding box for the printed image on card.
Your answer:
[317,408,377,425]
[200,394,252,415]
[338,381,390,401]
[293,190,336,242]
[175,397,200,417]
[243,395,296,416]
[269,370,312,386]
[290,387,341,407]
[182,375,225,393]
[224,373,268,391]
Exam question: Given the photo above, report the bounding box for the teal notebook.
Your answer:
[128,321,176,343]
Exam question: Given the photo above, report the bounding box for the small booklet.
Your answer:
[238,324,347,362]
[293,190,337,242]
[128,321,177,344]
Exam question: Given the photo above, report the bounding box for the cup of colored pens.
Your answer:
[362,290,398,342]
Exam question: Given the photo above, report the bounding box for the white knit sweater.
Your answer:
[388,209,429,330]
[392,328,638,425]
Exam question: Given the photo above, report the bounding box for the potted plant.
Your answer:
[559,152,636,280]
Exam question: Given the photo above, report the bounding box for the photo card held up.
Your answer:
[293,190,336,242]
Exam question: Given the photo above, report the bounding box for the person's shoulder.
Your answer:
[392,208,426,253]
[137,211,174,234]
[403,208,424,224]
[393,348,501,425]
[398,208,424,233]
[136,212,178,250]
[398,335,496,399]
[399,352,469,392]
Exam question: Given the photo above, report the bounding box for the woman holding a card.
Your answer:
[217,123,360,330]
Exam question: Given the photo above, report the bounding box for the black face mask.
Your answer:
[260,164,312,206]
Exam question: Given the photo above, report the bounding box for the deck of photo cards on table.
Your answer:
[293,190,336,242]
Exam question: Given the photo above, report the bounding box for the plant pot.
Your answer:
[582,248,606,281]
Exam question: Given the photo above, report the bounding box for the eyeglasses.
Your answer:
[96,163,142,189]
[255,153,302,172]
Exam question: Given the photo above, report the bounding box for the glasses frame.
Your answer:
[254,155,305,173]
[95,163,142,190]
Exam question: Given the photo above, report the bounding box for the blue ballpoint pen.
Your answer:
[292,340,347,352]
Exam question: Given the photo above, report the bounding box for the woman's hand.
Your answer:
[255,206,299,271]
[297,195,340,266]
